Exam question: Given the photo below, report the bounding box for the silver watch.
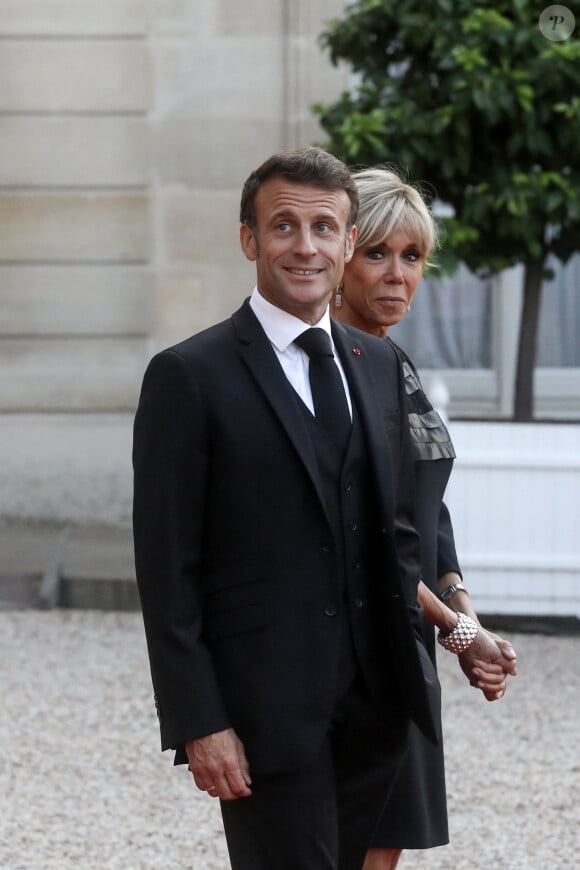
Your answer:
[439,581,467,603]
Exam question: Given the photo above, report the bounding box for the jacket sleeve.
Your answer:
[132,349,231,754]
[389,348,425,632]
[388,345,442,742]
[437,501,462,579]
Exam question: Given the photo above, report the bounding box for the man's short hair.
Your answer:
[240,146,358,231]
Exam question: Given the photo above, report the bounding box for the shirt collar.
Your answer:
[249,287,333,353]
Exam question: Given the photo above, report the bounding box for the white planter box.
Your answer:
[445,422,580,618]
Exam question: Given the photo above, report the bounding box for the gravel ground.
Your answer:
[1,610,578,869]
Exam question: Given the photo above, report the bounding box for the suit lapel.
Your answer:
[232,303,396,526]
[232,301,328,514]
[332,321,395,517]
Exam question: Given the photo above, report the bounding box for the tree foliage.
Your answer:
[314,0,580,419]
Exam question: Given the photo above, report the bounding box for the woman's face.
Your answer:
[340,228,425,337]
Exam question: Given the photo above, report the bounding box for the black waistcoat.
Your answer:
[298,398,386,702]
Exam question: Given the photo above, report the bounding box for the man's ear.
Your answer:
[240,224,257,262]
[344,225,357,263]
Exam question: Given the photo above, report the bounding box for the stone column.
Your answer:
[0,0,152,523]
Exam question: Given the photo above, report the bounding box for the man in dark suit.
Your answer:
[133,147,440,870]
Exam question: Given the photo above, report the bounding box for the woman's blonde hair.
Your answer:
[353,167,437,262]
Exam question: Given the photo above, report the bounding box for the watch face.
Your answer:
[440,584,457,602]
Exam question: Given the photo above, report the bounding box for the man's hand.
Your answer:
[185,728,252,801]
[458,628,518,701]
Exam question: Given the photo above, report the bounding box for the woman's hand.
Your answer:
[458,628,517,701]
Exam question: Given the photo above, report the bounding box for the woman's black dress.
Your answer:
[369,340,460,850]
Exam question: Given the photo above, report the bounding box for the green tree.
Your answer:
[315,0,580,420]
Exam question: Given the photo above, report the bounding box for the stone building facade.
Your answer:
[0,0,348,524]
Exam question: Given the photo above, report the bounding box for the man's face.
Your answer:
[240,176,356,324]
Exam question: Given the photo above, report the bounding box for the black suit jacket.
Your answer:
[133,300,440,774]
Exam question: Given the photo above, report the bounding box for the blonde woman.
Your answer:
[332,167,517,870]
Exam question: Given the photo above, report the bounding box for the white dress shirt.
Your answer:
[249,287,353,417]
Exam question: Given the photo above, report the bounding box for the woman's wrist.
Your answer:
[438,612,479,654]
[438,608,459,635]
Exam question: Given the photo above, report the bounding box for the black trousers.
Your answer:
[220,674,408,870]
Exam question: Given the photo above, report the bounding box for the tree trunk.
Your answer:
[513,257,545,422]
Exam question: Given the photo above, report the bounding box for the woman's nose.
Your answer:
[385,256,403,282]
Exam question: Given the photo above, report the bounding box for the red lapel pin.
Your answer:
[352,347,361,355]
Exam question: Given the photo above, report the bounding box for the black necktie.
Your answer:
[295,328,351,450]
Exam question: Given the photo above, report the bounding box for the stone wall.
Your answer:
[0,0,347,523]
[0,0,153,417]
[152,0,347,346]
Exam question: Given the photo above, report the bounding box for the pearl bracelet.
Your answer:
[437,612,479,654]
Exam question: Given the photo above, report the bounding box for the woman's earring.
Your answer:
[406,302,412,312]
[335,285,343,308]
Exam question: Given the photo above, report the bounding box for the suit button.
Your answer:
[344,481,353,492]
[349,521,358,532]
[354,598,364,608]
[321,542,332,552]
[324,604,338,617]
